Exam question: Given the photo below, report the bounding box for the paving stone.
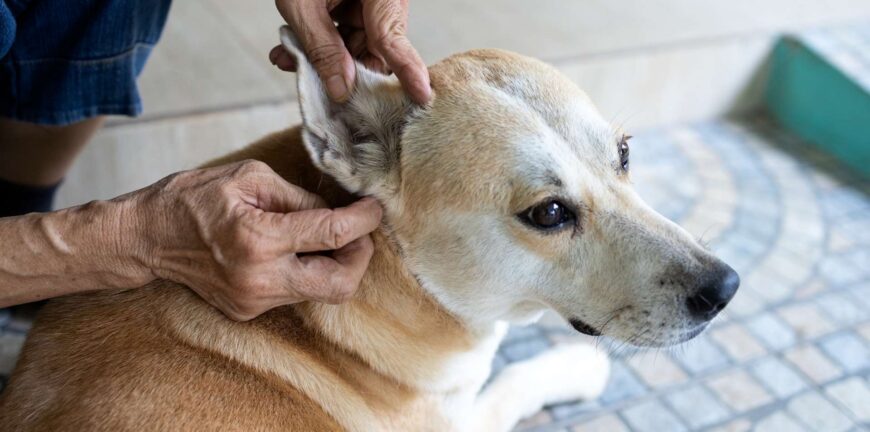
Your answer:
[598,362,647,406]
[848,284,870,311]
[755,411,809,432]
[516,409,553,430]
[818,256,865,287]
[570,414,629,432]
[794,278,828,300]
[816,292,869,326]
[746,313,798,351]
[857,322,870,343]
[825,377,870,422]
[549,400,600,421]
[787,392,853,432]
[501,337,552,362]
[621,399,687,432]
[505,325,544,342]
[709,323,767,362]
[827,231,855,252]
[776,303,837,340]
[725,287,767,317]
[707,369,774,412]
[671,335,731,375]
[490,353,508,377]
[625,351,688,389]
[784,345,843,384]
[818,332,870,372]
[708,418,752,432]
[746,270,794,302]
[749,356,809,398]
[664,385,731,429]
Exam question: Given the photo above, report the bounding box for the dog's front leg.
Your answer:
[466,343,610,432]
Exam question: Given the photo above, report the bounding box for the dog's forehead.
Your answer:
[430,50,612,140]
[400,50,617,209]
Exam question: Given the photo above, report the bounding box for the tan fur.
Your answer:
[0,127,473,431]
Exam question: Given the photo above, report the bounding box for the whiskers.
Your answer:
[596,328,650,360]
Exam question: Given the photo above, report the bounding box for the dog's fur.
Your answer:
[0,28,735,431]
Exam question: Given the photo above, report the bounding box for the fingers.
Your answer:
[292,234,375,303]
[280,196,383,253]
[362,0,431,104]
[274,0,429,103]
[226,160,326,212]
[282,1,356,101]
[269,45,298,71]
[242,169,327,213]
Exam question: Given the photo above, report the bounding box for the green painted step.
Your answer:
[765,24,870,178]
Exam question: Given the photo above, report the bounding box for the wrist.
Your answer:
[54,194,156,289]
[110,191,158,286]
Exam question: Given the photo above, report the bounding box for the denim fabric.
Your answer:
[0,0,172,125]
[0,2,14,59]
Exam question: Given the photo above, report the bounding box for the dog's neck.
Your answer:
[257,127,503,391]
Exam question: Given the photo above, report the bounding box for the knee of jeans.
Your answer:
[0,1,15,59]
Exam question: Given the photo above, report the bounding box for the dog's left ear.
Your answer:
[280,26,413,197]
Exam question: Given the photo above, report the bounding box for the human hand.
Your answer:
[270,0,431,104]
[133,160,382,321]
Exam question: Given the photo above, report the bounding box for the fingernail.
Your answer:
[325,75,349,102]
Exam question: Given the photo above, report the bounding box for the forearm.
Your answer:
[0,195,153,307]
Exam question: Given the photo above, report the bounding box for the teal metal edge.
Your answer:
[765,36,870,177]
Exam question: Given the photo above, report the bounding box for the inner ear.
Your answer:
[279,26,412,197]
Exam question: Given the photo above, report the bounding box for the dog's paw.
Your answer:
[532,343,611,403]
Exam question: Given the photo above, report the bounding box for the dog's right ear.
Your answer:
[279,26,414,198]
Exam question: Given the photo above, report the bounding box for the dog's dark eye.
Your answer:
[520,200,575,230]
[618,135,631,171]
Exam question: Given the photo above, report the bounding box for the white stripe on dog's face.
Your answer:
[286,40,739,348]
[384,50,738,347]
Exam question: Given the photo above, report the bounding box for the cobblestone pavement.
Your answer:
[500,115,870,432]
[1,115,869,431]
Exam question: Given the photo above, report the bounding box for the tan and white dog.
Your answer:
[0,28,739,431]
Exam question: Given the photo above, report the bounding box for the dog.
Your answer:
[0,27,739,431]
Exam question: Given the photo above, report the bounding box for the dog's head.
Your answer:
[280,27,738,347]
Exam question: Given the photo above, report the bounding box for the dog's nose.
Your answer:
[686,265,740,320]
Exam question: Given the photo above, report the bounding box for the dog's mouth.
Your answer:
[569,319,601,336]
[677,322,708,342]
[569,317,709,346]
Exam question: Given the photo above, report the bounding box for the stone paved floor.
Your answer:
[497,115,870,432]
[1,114,869,431]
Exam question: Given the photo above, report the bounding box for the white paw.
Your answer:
[532,343,611,403]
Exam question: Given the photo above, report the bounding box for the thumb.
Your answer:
[277,197,383,254]
[285,2,356,102]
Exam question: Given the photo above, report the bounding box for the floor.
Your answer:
[2,1,870,431]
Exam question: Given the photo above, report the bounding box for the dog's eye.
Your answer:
[520,200,575,230]
[618,135,631,171]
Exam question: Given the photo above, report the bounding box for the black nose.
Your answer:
[686,265,740,320]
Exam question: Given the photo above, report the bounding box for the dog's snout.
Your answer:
[686,265,740,321]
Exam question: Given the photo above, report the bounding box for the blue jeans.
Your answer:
[0,0,172,125]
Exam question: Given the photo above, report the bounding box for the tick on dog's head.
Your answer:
[280,26,738,348]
